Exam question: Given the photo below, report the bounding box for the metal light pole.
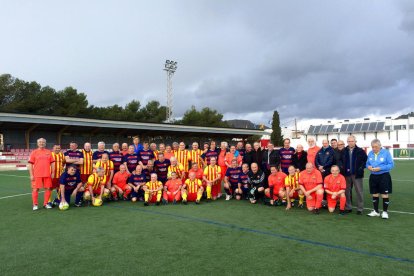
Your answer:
[164,60,177,123]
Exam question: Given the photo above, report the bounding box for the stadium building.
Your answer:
[261,115,414,159]
[0,112,263,170]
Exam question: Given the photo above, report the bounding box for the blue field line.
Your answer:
[110,205,414,265]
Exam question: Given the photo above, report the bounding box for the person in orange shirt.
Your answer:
[182,171,204,204]
[285,165,305,209]
[203,157,221,200]
[324,165,347,215]
[95,153,114,189]
[189,162,204,180]
[121,143,129,156]
[175,142,192,177]
[224,145,243,168]
[307,138,320,167]
[299,162,324,214]
[164,144,175,160]
[112,164,132,200]
[143,173,163,206]
[28,138,55,210]
[163,172,182,204]
[265,166,287,206]
[217,141,228,198]
[51,144,65,203]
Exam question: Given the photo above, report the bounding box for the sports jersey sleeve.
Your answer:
[87,174,95,186]
[203,167,208,176]
[28,151,36,164]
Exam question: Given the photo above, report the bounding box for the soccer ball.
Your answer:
[92,198,103,207]
[59,202,69,211]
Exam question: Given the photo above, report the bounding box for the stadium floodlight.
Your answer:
[164,59,178,123]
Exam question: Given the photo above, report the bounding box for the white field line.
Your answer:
[0,173,29,178]
[0,192,43,200]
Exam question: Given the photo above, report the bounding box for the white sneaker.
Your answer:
[381,211,389,219]
[32,205,39,211]
[225,194,231,201]
[44,203,52,209]
[367,210,380,217]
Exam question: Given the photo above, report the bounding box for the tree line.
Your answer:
[0,74,228,127]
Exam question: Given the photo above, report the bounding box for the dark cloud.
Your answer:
[0,0,413,124]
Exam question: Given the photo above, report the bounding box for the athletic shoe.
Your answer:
[217,193,222,198]
[156,201,161,206]
[381,211,389,219]
[321,200,327,208]
[367,210,380,217]
[298,203,304,209]
[162,198,168,205]
[32,205,39,211]
[225,194,231,201]
[44,203,53,209]
[144,202,149,206]
[183,200,188,205]
[74,202,82,207]
[195,200,200,205]
[313,208,320,215]
[345,209,352,213]
[173,199,177,205]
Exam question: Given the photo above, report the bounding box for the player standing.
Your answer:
[51,144,65,204]
[28,138,55,210]
[80,142,93,184]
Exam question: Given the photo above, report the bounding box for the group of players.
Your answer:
[28,135,394,218]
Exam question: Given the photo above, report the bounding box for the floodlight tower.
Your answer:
[164,60,178,123]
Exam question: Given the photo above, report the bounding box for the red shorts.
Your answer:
[81,174,90,183]
[212,181,221,197]
[52,178,60,189]
[187,192,198,202]
[148,192,159,203]
[91,187,102,195]
[32,177,52,189]
[327,194,340,209]
[306,192,317,209]
[220,166,227,180]
[114,183,128,190]
[165,192,181,202]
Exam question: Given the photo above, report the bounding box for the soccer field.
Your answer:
[0,161,413,275]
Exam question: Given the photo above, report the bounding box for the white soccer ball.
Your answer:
[59,202,69,211]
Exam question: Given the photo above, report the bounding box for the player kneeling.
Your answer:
[299,163,324,214]
[143,173,163,206]
[111,164,132,200]
[265,166,287,206]
[58,165,84,208]
[285,165,305,209]
[163,172,182,204]
[324,165,347,215]
[84,167,110,206]
[224,159,242,200]
[182,172,204,205]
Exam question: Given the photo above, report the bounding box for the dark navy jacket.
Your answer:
[315,146,335,171]
[342,146,367,179]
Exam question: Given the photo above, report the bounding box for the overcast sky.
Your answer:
[1,0,414,127]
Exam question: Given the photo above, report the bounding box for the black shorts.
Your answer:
[369,173,392,194]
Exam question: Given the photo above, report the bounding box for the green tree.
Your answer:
[179,106,229,127]
[270,110,283,146]
[140,100,167,123]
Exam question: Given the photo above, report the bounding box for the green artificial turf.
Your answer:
[0,161,413,275]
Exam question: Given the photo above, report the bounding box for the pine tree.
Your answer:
[270,110,283,146]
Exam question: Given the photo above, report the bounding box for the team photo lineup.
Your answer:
[28,135,394,218]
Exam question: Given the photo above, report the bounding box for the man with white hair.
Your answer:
[366,139,394,219]
[307,137,320,167]
[92,141,109,164]
[342,135,367,214]
[28,138,55,210]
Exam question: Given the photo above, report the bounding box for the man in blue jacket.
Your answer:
[342,135,367,215]
[366,139,394,219]
[315,139,335,178]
